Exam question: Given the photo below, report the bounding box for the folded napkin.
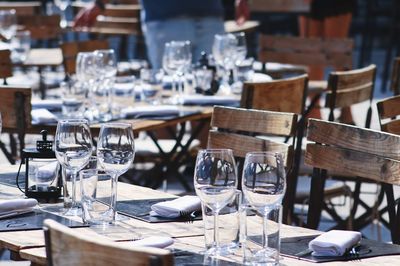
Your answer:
[181,95,239,106]
[0,199,38,219]
[150,196,201,218]
[121,105,179,119]
[114,82,136,96]
[35,161,59,181]
[31,99,62,111]
[131,236,174,249]
[250,73,272,82]
[31,108,58,124]
[309,230,362,257]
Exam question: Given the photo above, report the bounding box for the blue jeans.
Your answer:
[142,17,225,69]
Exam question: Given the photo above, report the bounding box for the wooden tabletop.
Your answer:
[0,165,399,265]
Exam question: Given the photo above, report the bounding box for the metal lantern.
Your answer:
[18,130,61,200]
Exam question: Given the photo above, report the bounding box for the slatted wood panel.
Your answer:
[61,40,109,75]
[248,0,310,13]
[377,95,400,135]
[0,2,41,15]
[0,86,31,131]
[391,57,400,95]
[325,65,376,109]
[258,35,353,69]
[17,15,62,40]
[44,220,174,266]
[210,106,297,137]
[241,74,308,114]
[0,50,12,79]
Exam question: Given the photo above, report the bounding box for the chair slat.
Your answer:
[0,86,31,131]
[211,106,297,137]
[332,64,376,89]
[306,144,400,186]
[208,130,292,165]
[325,83,373,109]
[381,120,400,136]
[377,95,400,120]
[307,119,400,160]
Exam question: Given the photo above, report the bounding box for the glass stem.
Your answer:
[111,173,118,222]
[262,210,269,249]
[213,210,220,250]
[71,170,77,209]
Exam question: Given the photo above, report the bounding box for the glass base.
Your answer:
[245,248,279,266]
[63,206,82,216]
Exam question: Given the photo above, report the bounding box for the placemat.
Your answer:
[250,235,400,263]
[173,249,241,266]
[0,209,87,232]
[0,172,23,187]
[116,198,202,223]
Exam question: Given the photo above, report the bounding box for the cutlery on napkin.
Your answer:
[308,230,362,257]
[130,236,174,249]
[121,105,180,119]
[180,95,239,106]
[150,196,201,218]
[31,108,58,124]
[31,99,62,111]
[0,198,38,219]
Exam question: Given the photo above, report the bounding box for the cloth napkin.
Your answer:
[150,196,201,218]
[309,230,362,257]
[31,99,62,111]
[31,108,58,124]
[180,95,239,106]
[131,236,174,249]
[0,199,38,219]
[121,105,180,119]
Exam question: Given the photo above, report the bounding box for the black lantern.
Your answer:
[17,130,61,200]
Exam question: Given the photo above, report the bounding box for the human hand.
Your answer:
[73,3,102,28]
[235,0,250,26]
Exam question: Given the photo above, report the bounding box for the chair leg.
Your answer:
[382,183,399,244]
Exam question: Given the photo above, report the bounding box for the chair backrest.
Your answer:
[305,119,400,242]
[377,95,400,135]
[17,15,62,41]
[0,85,31,131]
[241,74,308,115]
[61,40,110,76]
[208,106,297,168]
[390,57,400,95]
[325,64,376,127]
[258,35,353,70]
[0,1,41,15]
[0,50,12,81]
[43,219,174,266]
[248,0,310,13]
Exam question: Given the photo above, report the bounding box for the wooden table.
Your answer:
[0,165,399,265]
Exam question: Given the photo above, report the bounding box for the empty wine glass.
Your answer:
[242,152,286,262]
[97,123,135,223]
[194,149,238,256]
[55,119,93,216]
[0,9,17,41]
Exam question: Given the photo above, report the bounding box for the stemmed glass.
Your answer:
[0,9,17,41]
[55,119,93,216]
[76,52,97,121]
[242,152,286,262]
[162,41,192,104]
[194,149,238,256]
[212,33,237,95]
[97,123,135,223]
[54,0,70,28]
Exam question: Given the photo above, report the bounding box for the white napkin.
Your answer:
[31,108,58,124]
[131,236,174,249]
[35,161,59,180]
[250,73,273,82]
[180,95,239,106]
[150,196,201,218]
[121,105,179,118]
[31,99,62,111]
[0,199,38,219]
[114,82,136,96]
[309,230,362,257]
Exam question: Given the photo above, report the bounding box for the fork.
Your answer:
[179,210,201,223]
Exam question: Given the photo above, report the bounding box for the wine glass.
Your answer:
[0,9,17,41]
[162,41,192,104]
[97,123,135,223]
[54,0,70,28]
[55,119,93,216]
[242,152,286,261]
[76,52,97,121]
[194,149,238,256]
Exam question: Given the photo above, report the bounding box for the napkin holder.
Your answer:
[17,130,62,200]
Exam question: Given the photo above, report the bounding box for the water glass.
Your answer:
[202,190,241,254]
[139,68,164,104]
[241,204,282,265]
[10,30,30,63]
[81,169,113,225]
[61,80,86,118]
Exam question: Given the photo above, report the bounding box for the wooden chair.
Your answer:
[240,74,308,224]
[305,119,400,244]
[0,50,13,85]
[0,1,41,15]
[61,40,110,76]
[208,106,297,178]
[43,219,173,266]
[377,94,400,135]
[390,57,400,95]
[17,14,62,43]
[0,85,32,164]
